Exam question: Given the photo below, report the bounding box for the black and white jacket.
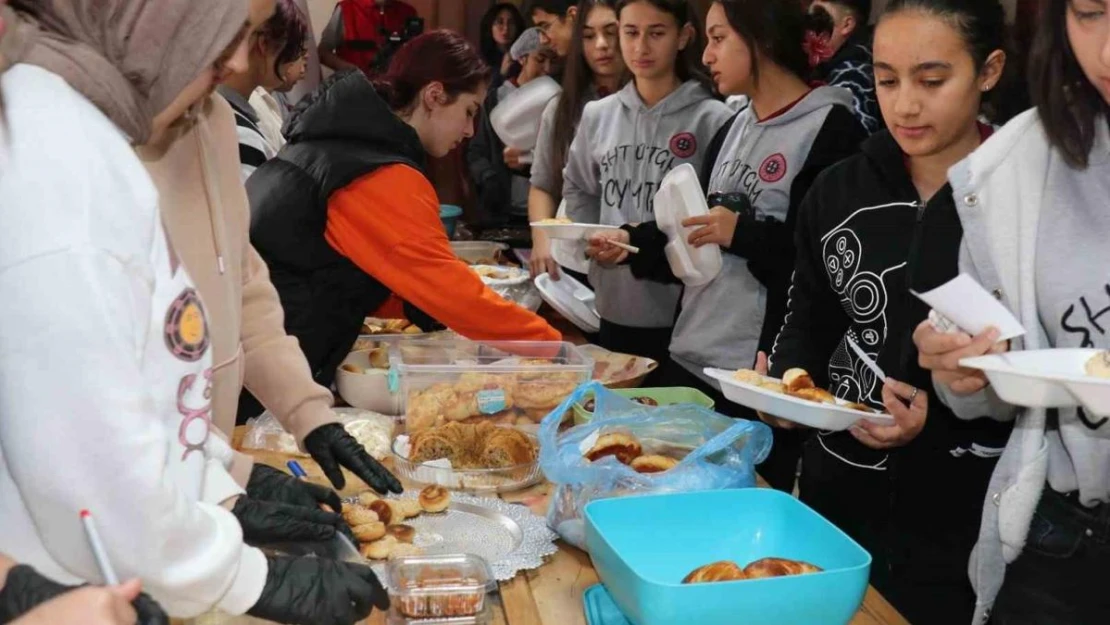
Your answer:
[769,128,1012,475]
[218,85,277,184]
[816,30,882,135]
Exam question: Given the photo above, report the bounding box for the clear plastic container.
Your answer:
[386,554,496,620]
[449,241,510,265]
[397,340,593,433]
[387,605,493,624]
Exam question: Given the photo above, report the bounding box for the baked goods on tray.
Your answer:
[733,367,881,413]
[582,431,684,474]
[406,369,581,431]
[408,422,538,469]
[682,557,822,584]
[1086,350,1110,379]
[345,487,451,560]
[361,317,423,335]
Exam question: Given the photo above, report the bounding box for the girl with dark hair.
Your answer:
[915,1,1110,623]
[248,31,559,394]
[754,0,1014,622]
[480,2,526,89]
[563,0,731,366]
[590,0,866,493]
[528,0,627,279]
[220,0,311,182]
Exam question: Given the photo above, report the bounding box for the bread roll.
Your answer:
[360,535,398,560]
[342,505,379,527]
[629,455,680,474]
[782,368,815,392]
[387,524,417,544]
[419,485,451,513]
[787,387,837,404]
[352,521,387,542]
[584,432,642,465]
[742,557,822,579]
[682,561,746,584]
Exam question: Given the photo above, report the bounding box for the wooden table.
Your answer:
[233,429,909,625]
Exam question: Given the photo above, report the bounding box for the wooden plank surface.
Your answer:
[232,428,910,625]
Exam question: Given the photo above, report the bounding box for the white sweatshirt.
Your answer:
[0,64,267,618]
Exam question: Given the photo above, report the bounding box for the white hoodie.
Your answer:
[0,64,267,617]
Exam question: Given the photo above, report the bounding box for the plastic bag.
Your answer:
[538,382,772,550]
[241,408,396,461]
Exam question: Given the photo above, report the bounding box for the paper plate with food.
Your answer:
[705,367,893,431]
[960,348,1110,417]
[530,217,621,241]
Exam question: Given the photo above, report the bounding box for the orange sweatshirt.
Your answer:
[325,164,560,342]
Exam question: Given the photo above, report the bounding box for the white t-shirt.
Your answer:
[0,64,266,618]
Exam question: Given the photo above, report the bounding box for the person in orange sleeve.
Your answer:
[247,30,560,394]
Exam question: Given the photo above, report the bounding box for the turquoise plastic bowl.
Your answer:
[439,204,463,238]
[584,489,871,625]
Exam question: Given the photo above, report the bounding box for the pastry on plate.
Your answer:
[732,369,764,386]
[387,524,417,544]
[782,368,816,392]
[369,499,405,526]
[682,561,746,584]
[360,535,398,560]
[787,387,838,404]
[629,454,680,474]
[420,485,451,513]
[351,521,387,543]
[342,505,379,527]
[1086,350,1110,379]
[584,432,643,465]
[742,557,822,579]
[398,499,423,519]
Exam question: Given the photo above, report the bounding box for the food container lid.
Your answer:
[386,553,497,596]
[395,340,592,372]
[534,272,600,334]
[387,604,493,625]
[654,163,722,287]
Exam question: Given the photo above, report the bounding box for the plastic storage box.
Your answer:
[571,387,715,425]
[584,489,871,625]
[450,241,510,265]
[398,339,593,433]
[385,553,496,620]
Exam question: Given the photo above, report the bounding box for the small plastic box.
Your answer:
[386,554,496,620]
[397,340,593,433]
[386,605,493,625]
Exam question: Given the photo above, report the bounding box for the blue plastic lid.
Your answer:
[439,204,463,218]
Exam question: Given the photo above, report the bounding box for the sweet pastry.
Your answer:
[409,422,537,469]
[629,454,680,474]
[358,491,380,507]
[342,505,379,527]
[787,387,837,404]
[387,524,417,544]
[682,561,746,584]
[584,432,642,465]
[742,557,822,579]
[360,535,398,560]
[369,499,406,526]
[420,485,451,513]
[398,499,423,519]
[1086,350,1110,379]
[732,369,764,385]
[783,368,816,392]
[351,521,387,542]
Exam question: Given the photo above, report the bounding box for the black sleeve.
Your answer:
[766,173,853,388]
[733,105,866,355]
[621,222,680,284]
[402,300,445,333]
[465,103,509,226]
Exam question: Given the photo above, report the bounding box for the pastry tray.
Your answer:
[391,435,544,494]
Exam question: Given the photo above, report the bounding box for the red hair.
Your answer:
[373,29,491,112]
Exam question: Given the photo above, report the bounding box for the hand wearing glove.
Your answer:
[231,497,351,545]
[303,424,403,494]
[247,555,389,625]
[0,565,168,625]
[246,464,343,512]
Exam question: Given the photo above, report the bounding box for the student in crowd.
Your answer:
[284,0,322,107]
[480,2,526,90]
[758,1,1013,621]
[531,0,580,58]
[564,0,732,366]
[220,0,311,182]
[915,0,1110,622]
[468,27,554,228]
[590,0,867,492]
[528,0,626,281]
[808,0,883,133]
[318,0,418,74]
[248,31,561,393]
[0,553,166,625]
[141,0,400,494]
[0,2,388,624]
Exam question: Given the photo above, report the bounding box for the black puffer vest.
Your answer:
[248,70,430,388]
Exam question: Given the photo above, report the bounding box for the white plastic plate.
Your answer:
[704,368,893,431]
[654,164,722,287]
[534,272,601,334]
[961,349,1110,417]
[530,221,621,241]
[490,76,563,150]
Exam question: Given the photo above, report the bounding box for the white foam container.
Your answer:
[961,349,1110,417]
[654,164,723,287]
[490,76,562,151]
[548,200,590,275]
[535,272,600,333]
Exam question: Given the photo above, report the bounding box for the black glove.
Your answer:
[247,555,389,625]
[246,464,342,513]
[304,423,403,494]
[0,564,168,625]
[231,497,347,545]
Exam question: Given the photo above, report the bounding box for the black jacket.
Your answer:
[466,84,530,228]
[816,30,882,134]
[769,129,1011,570]
[247,70,437,388]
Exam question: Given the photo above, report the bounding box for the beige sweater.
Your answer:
[137,95,337,476]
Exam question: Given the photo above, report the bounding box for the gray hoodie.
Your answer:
[670,87,857,382]
[563,80,732,327]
